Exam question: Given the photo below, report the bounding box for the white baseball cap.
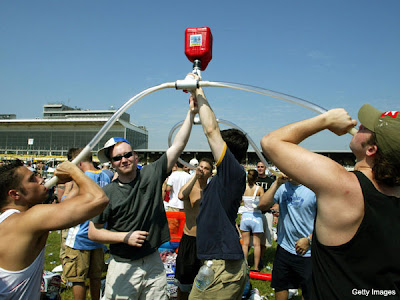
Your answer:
[97,137,131,163]
[189,158,199,166]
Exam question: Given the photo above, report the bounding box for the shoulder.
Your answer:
[219,147,244,172]
[103,180,118,192]
[0,210,21,228]
[155,153,168,165]
[300,185,317,200]
[275,183,287,195]
[256,186,263,196]
[183,172,191,179]
[144,154,168,172]
[167,171,177,181]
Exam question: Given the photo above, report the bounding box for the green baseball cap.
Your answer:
[358,104,400,160]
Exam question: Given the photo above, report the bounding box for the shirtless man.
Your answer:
[174,158,213,300]
[0,160,108,299]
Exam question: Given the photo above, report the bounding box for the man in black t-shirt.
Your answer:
[189,81,248,300]
[256,161,274,192]
[255,161,275,263]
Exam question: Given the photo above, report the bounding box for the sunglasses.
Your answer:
[111,151,134,162]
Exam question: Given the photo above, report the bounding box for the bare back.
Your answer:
[243,184,263,197]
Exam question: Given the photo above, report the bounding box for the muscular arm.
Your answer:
[166,96,198,172]
[194,88,225,162]
[25,161,109,233]
[179,172,199,201]
[261,109,364,246]
[260,109,357,195]
[258,177,286,211]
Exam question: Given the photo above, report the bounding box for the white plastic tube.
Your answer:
[167,118,280,176]
[198,81,358,135]
[45,79,357,188]
[45,82,176,188]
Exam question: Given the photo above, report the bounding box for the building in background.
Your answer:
[0,104,148,159]
[0,104,356,170]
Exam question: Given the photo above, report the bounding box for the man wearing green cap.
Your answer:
[261,104,400,299]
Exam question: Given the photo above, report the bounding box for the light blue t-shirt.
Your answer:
[66,170,110,250]
[274,182,316,257]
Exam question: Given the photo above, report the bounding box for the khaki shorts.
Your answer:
[103,251,168,300]
[167,206,184,212]
[59,228,69,261]
[189,259,247,300]
[62,246,104,282]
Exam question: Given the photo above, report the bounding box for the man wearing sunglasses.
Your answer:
[88,96,198,300]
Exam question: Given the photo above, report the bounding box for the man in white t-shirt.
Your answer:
[166,161,191,211]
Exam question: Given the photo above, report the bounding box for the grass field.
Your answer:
[44,230,302,299]
[44,231,75,299]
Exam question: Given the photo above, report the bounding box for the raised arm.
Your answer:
[260,109,357,195]
[258,176,287,211]
[179,169,201,201]
[166,95,198,172]
[194,87,225,162]
[25,161,109,232]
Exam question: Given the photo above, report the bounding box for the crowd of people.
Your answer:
[0,79,399,300]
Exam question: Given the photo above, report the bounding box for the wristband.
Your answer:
[307,236,312,246]
[124,231,134,244]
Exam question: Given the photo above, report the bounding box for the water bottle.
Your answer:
[194,260,214,291]
[249,288,261,300]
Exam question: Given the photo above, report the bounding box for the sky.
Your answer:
[1,1,399,152]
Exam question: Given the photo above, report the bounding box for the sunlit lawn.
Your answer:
[44,231,109,300]
[44,230,74,299]
[45,230,302,299]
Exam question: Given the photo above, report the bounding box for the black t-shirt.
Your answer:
[256,175,274,192]
[92,153,170,262]
[196,145,246,260]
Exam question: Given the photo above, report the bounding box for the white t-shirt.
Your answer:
[167,170,191,209]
